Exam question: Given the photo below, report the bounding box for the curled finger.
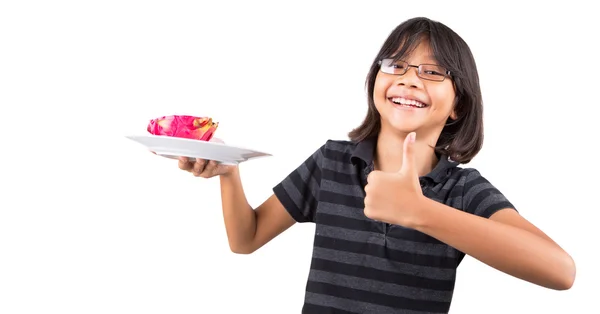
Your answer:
[192,159,208,176]
[178,157,193,171]
[200,160,219,177]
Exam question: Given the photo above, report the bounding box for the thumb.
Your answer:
[399,132,416,175]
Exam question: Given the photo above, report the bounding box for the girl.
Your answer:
[176,17,575,314]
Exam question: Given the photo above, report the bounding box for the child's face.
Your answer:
[373,40,457,138]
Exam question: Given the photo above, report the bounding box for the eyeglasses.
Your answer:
[378,58,451,82]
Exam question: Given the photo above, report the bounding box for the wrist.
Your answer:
[408,195,436,230]
[220,165,240,180]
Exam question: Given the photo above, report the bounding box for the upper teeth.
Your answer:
[391,97,426,108]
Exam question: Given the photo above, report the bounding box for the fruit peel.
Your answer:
[147,115,218,141]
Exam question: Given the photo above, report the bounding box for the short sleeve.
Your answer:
[272,144,324,223]
[462,169,517,218]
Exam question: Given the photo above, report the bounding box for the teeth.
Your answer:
[390,97,426,108]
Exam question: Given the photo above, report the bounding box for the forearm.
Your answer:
[219,167,257,253]
[411,197,575,290]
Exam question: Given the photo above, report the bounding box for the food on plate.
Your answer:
[147,115,218,141]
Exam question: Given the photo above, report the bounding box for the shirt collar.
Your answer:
[350,136,459,183]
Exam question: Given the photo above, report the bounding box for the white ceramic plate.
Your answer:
[125,135,272,165]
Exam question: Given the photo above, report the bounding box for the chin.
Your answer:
[382,119,421,135]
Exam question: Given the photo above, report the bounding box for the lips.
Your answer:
[388,96,429,108]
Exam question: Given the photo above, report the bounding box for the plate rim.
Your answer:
[125,134,273,156]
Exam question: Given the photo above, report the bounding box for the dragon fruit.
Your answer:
[147,115,218,141]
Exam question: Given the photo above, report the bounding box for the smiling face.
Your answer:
[349,17,485,164]
[373,39,457,140]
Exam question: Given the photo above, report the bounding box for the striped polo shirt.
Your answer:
[273,136,516,313]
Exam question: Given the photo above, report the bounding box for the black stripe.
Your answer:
[464,174,487,191]
[312,247,456,281]
[316,212,445,245]
[447,185,463,200]
[316,202,369,221]
[314,235,457,269]
[324,148,353,163]
[302,303,359,314]
[386,226,446,245]
[311,257,455,291]
[320,190,365,209]
[322,168,357,185]
[316,212,376,233]
[289,154,322,221]
[481,201,514,218]
[466,187,499,215]
[306,281,451,313]
[273,183,307,222]
[288,171,318,221]
[310,151,323,185]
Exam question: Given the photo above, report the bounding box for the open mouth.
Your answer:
[388,97,429,108]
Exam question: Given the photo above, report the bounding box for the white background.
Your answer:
[1,1,598,313]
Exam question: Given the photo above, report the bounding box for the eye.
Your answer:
[424,70,443,76]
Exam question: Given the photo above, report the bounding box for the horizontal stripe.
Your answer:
[320,190,365,209]
[321,179,364,197]
[310,258,455,292]
[272,140,517,312]
[306,281,451,313]
[316,212,446,245]
[314,235,458,269]
[312,247,456,281]
[316,202,368,221]
[273,183,307,222]
[324,147,353,163]
[304,292,446,314]
[316,212,377,233]
[301,303,359,314]
[324,140,356,153]
[316,224,457,258]
[322,168,359,186]
[465,187,504,215]
[480,200,514,218]
[308,270,452,303]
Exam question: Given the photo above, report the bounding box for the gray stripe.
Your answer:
[317,224,458,258]
[462,182,498,209]
[433,177,459,194]
[313,247,456,280]
[324,140,353,153]
[309,270,453,302]
[280,157,321,218]
[322,179,364,196]
[297,156,321,194]
[280,179,307,217]
[305,292,447,314]
[323,160,359,174]
[474,193,510,216]
[317,202,366,220]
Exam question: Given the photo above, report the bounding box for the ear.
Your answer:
[449,109,458,120]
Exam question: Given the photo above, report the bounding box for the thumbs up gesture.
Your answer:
[363,132,425,228]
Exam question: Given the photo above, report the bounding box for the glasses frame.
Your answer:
[378,58,452,82]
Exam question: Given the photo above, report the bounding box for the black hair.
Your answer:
[348,17,483,164]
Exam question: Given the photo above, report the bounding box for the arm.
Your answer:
[412,198,575,290]
[219,167,295,254]
[363,134,575,290]
[219,142,325,254]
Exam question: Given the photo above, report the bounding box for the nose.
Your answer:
[394,65,422,88]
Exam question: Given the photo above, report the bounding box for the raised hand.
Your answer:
[363,132,425,228]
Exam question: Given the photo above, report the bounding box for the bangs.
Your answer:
[377,20,463,76]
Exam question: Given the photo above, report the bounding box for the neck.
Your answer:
[374,130,439,176]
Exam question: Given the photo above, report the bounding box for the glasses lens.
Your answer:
[419,64,447,81]
[380,59,407,75]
